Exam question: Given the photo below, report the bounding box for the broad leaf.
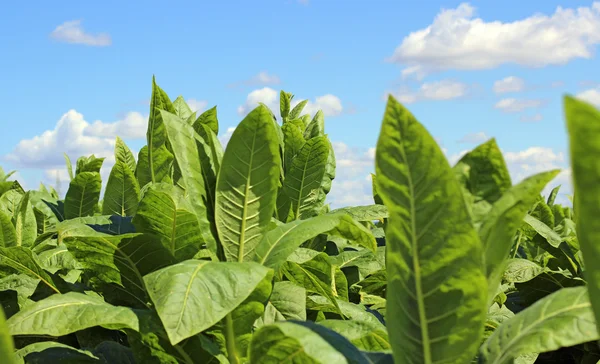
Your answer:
[146,76,176,183]
[63,231,174,308]
[254,213,376,270]
[135,146,152,189]
[279,136,331,221]
[172,95,195,120]
[194,105,219,135]
[161,110,218,256]
[143,259,271,345]
[479,286,598,364]
[64,172,102,219]
[215,105,281,262]
[565,95,600,334]
[374,95,487,364]
[133,187,203,261]
[480,170,559,306]
[0,211,16,247]
[102,161,140,216]
[14,192,36,247]
[7,292,139,336]
[115,136,137,173]
[0,246,59,293]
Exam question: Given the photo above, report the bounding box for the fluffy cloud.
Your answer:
[388,80,469,104]
[186,99,209,114]
[85,112,147,139]
[493,76,525,94]
[387,2,600,78]
[457,132,489,144]
[576,88,600,106]
[494,98,544,113]
[237,87,344,118]
[49,20,111,46]
[5,110,117,169]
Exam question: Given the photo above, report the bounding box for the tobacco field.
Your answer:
[0,77,600,363]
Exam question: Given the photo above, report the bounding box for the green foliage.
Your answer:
[1,77,599,364]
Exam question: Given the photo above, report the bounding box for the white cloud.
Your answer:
[85,112,147,139]
[576,88,600,106]
[186,99,208,114]
[237,87,344,118]
[493,76,525,94]
[388,80,469,104]
[387,2,600,78]
[4,110,116,169]
[3,109,149,175]
[494,98,544,113]
[457,132,489,144]
[49,20,111,46]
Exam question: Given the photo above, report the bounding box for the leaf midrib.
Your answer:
[400,134,431,363]
[238,129,258,262]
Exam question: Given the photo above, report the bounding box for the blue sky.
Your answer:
[3,0,600,206]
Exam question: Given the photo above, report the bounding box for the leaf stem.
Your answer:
[225,313,240,364]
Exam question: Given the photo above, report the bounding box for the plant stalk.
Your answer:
[225,313,240,364]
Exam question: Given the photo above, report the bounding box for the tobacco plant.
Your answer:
[0,78,599,364]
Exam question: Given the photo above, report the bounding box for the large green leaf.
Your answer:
[172,95,195,120]
[64,231,174,308]
[76,155,105,175]
[281,252,342,314]
[192,123,221,216]
[7,292,139,336]
[479,170,559,306]
[257,281,306,326]
[250,320,374,364]
[115,136,137,173]
[479,286,598,364]
[0,211,16,247]
[146,76,176,183]
[249,321,348,364]
[64,172,102,219]
[14,192,36,247]
[454,138,511,204]
[319,320,390,352]
[281,120,305,173]
[135,146,152,189]
[254,213,376,270]
[195,123,223,175]
[279,91,293,122]
[102,161,140,216]
[289,100,308,121]
[278,136,331,221]
[209,271,274,363]
[160,110,218,256]
[374,95,487,364]
[194,105,219,135]
[0,246,59,293]
[143,259,271,345]
[133,187,203,261]
[0,190,23,219]
[565,95,600,333]
[215,105,281,262]
[304,110,325,139]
